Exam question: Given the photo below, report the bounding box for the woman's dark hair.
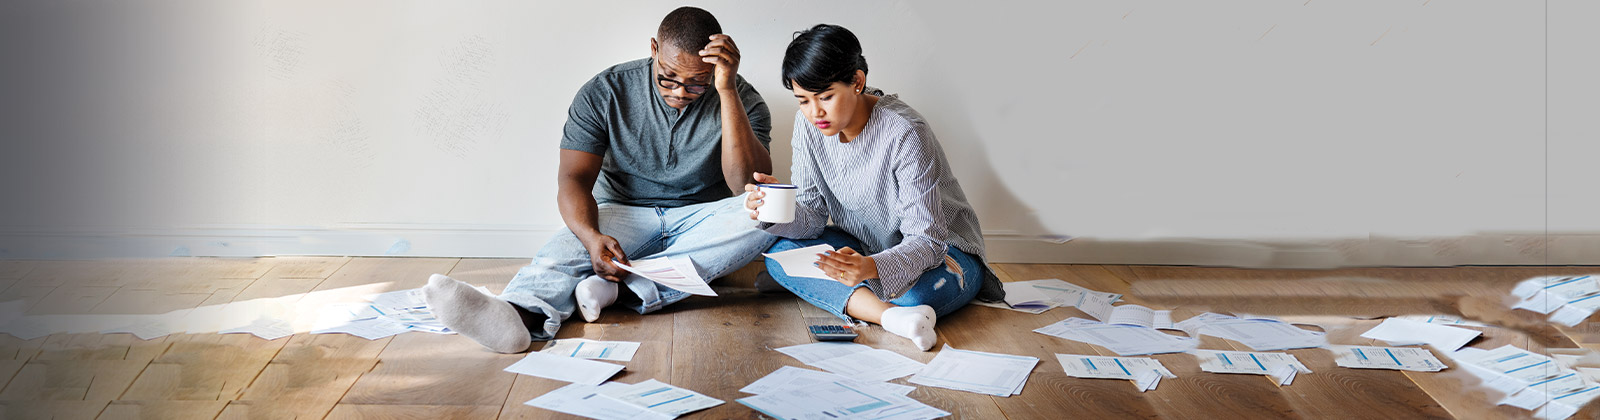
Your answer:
[782,24,868,93]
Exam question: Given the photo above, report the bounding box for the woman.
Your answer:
[745,24,1004,351]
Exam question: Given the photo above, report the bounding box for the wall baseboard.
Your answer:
[2,224,1596,268]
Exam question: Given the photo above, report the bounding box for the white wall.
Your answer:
[2,0,1595,266]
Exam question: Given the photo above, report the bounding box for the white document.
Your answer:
[762,244,837,281]
[218,317,294,340]
[910,346,1038,397]
[1549,305,1597,327]
[612,257,716,297]
[1152,310,1175,330]
[1456,345,1567,385]
[1502,372,1591,410]
[776,342,871,364]
[1076,294,1117,321]
[1360,318,1481,352]
[1021,278,1123,306]
[503,351,625,385]
[1397,315,1491,327]
[1194,319,1326,351]
[996,281,1057,313]
[741,366,914,396]
[1106,305,1162,328]
[311,318,410,340]
[1330,345,1448,372]
[1193,350,1311,385]
[541,338,641,362]
[1515,290,1567,314]
[1056,353,1175,392]
[738,379,949,420]
[1035,318,1197,356]
[599,379,723,417]
[810,349,926,382]
[525,382,673,420]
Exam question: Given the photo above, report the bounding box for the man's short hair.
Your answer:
[657,6,722,53]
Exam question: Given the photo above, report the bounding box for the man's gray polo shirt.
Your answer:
[559,58,772,208]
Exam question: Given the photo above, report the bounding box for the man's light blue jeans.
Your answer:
[499,194,775,341]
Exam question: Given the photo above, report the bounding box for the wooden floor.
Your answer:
[0,257,1597,419]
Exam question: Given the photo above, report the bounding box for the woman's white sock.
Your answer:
[881,305,938,351]
[574,276,618,322]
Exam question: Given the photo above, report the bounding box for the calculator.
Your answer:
[808,324,858,341]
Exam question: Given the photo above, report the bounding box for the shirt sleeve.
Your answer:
[863,126,949,300]
[759,115,829,239]
[558,77,610,155]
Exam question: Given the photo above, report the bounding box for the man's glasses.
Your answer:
[657,75,710,95]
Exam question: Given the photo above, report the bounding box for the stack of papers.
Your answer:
[613,256,715,296]
[775,342,926,382]
[739,375,948,420]
[540,339,641,362]
[1035,317,1197,356]
[1174,313,1326,351]
[909,346,1038,397]
[1510,275,1600,326]
[1329,345,1448,372]
[1193,350,1312,386]
[1359,318,1481,352]
[973,279,1121,317]
[1452,345,1600,419]
[525,379,722,420]
[503,351,625,385]
[1056,354,1176,392]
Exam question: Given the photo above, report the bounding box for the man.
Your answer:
[422,7,775,353]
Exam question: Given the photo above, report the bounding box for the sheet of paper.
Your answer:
[218,317,294,340]
[1330,345,1448,372]
[524,383,673,420]
[1034,318,1196,356]
[910,346,1038,397]
[1397,315,1491,327]
[613,256,716,297]
[810,349,926,382]
[775,342,871,365]
[1193,350,1312,381]
[312,318,410,340]
[600,379,723,417]
[1056,353,1175,393]
[1502,372,1591,410]
[762,244,836,281]
[1017,278,1123,306]
[1107,304,1156,328]
[1456,345,1567,385]
[1076,294,1117,321]
[1549,305,1596,327]
[971,300,1051,314]
[1135,370,1163,391]
[540,338,641,362]
[740,366,914,396]
[738,379,950,420]
[1152,310,1175,330]
[1195,319,1326,351]
[1360,318,1481,352]
[1001,282,1056,311]
[1514,290,1567,314]
[503,351,625,385]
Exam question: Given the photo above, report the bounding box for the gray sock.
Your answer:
[423,274,532,353]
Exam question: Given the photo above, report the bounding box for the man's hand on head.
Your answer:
[699,34,740,91]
